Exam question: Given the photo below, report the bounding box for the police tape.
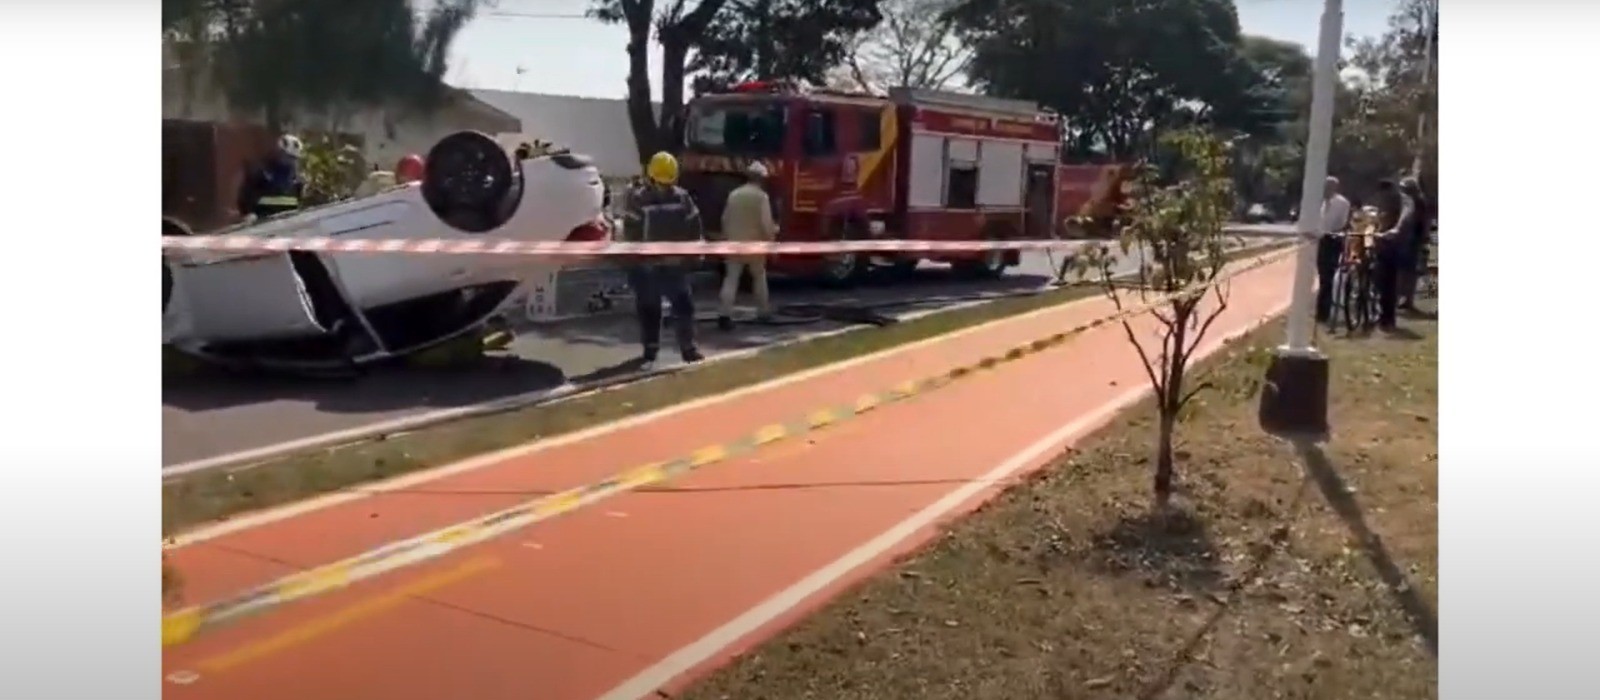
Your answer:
[160,244,1301,648]
[159,226,1299,259]
[161,235,1092,259]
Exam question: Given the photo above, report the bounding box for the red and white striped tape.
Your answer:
[160,226,1297,260]
[161,235,1093,258]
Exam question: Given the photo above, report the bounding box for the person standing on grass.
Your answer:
[1314,176,1353,324]
[1397,177,1433,311]
[1374,178,1421,331]
[717,161,779,330]
[620,151,705,369]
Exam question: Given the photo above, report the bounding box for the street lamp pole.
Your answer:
[1259,0,1342,439]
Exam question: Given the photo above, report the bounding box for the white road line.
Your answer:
[593,299,1292,700]
[168,245,1288,548]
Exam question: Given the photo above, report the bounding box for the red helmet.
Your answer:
[395,154,425,183]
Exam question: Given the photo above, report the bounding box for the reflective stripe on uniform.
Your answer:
[257,195,299,207]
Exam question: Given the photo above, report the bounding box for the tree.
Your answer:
[588,0,882,164]
[692,0,883,93]
[1228,35,1313,216]
[588,0,730,162]
[164,0,489,130]
[1073,128,1237,511]
[830,0,972,94]
[1331,0,1436,202]
[949,0,1258,160]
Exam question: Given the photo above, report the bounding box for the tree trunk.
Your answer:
[755,0,774,80]
[1153,303,1192,510]
[624,24,660,165]
[659,35,691,156]
[1154,410,1175,509]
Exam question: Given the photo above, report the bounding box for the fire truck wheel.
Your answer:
[954,238,1010,279]
[818,216,869,288]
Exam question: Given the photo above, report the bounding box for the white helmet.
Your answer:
[746,161,769,178]
[277,134,305,159]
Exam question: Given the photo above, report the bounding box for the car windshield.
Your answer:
[685,101,787,155]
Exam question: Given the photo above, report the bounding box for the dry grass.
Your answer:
[682,310,1438,700]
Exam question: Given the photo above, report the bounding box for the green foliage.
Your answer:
[588,0,884,162]
[691,0,884,93]
[164,0,489,129]
[1071,128,1238,508]
[1331,0,1437,203]
[298,136,368,207]
[587,0,731,160]
[1113,128,1235,293]
[948,0,1276,159]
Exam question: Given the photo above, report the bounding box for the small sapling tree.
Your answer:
[1075,128,1239,511]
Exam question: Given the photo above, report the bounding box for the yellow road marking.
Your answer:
[196,556,501,674]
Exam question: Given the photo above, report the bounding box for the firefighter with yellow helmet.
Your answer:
[620,151,705,368]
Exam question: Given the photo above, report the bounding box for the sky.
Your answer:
[444,0,1398,99]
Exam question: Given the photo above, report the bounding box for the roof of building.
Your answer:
[469,89,659,179]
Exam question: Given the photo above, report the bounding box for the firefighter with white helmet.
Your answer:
[717,160,778,329]
[237,133,307,222]
[620,151,705,368]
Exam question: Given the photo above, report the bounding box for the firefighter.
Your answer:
[237,134,306,222]
[717,160,777,329]
[620,151,705,368]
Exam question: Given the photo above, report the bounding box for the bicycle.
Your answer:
[1327,229,1381,333]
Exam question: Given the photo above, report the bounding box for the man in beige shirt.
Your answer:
[718,161,779,329]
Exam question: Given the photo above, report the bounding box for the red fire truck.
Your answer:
[679,82,1118,287]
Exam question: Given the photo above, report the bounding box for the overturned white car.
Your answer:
[162,131,608,372]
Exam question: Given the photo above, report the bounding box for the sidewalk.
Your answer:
[162,252,1296,699]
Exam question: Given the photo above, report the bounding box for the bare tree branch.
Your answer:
[834,0,972,92]
[1119,318,1168,398]
[1183,279,1232,362]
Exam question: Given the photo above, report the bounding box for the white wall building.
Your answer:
[469,89,659,186]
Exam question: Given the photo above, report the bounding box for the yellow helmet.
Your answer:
[646,151,679,185]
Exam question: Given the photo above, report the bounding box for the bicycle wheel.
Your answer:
[1338,266,1361,333]
[1353,263,1376,330]
[1325,268,1347,333]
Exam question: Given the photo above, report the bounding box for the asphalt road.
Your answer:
[162,236,1282,470]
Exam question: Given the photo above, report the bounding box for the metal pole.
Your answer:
[1282,0,1343,353]
[1411,2,1437,181]
[1258,0,1342,440]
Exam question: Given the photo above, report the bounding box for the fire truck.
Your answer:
[678,82,1124,287]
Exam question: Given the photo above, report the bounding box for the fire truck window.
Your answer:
[858,112,881,150]
[803,109,837,156]
[947,165,978,209]
[687,103,787,155]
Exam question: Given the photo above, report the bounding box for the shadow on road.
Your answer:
[162,355,571,414]
[1292,437,1440,656]
[163,267,1055,417]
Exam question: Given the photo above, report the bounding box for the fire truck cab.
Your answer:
[678,82,1066,287]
